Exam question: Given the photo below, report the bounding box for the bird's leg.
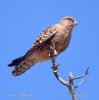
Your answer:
[49,50,58,57]
[49,41,58,57]
[49,41,59,72]
[52,42,58,56]
[54,50,58,55]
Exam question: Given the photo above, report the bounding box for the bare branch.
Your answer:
[50,44,69,86]
[73,67,89,80]
[50,42,89,100]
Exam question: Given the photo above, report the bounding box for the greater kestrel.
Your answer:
[8,16,77,76]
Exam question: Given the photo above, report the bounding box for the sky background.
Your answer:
[0,0,99,100]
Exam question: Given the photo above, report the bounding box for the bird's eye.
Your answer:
[67,18,74,22]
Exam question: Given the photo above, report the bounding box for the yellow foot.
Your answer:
[54,50,58,55]
[49,50,58,56]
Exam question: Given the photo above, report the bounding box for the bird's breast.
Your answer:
[53,28,71,54]
[37,26,72,62]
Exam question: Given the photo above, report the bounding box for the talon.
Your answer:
[51,66,58,72]
[54,50,58,56]
[53,67,58,72]
[49,50,58,57]
[49,53,51,57]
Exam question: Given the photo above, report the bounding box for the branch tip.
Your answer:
[85,67,90,75]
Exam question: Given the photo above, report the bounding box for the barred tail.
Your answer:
[8,56,37,76]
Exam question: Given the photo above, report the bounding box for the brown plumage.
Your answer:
[8,16,77,76]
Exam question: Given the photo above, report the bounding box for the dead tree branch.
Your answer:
[50,43,89,100]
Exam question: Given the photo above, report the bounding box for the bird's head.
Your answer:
[59,16,77,27]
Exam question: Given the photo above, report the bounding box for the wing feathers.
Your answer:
[8,25,57,76]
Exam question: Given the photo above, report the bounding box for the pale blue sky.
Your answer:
[0,0,99,100]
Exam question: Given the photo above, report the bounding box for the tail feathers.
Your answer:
[8,51,38,76]
[12,62,35,76]
[8,56,24,67]
[10,57,36,76]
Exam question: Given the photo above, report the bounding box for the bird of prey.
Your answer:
[8,16,77,76]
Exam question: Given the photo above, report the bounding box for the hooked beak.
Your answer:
[74,21,77,26]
